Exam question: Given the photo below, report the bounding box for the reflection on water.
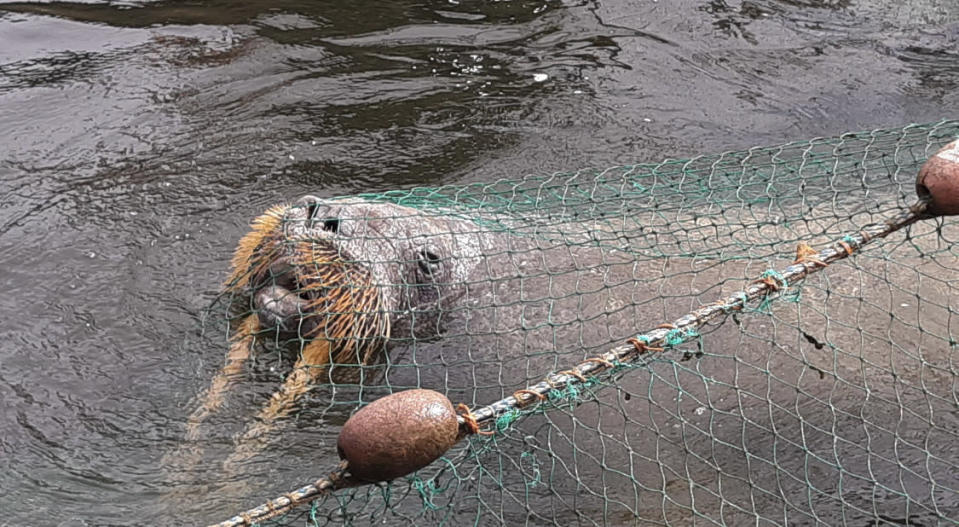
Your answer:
[0,0,957,524]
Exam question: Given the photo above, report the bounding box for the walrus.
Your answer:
[242,196,959,523]
[187,188,958,524]
[186,195,492,453]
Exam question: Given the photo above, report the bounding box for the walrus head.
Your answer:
[225,195,482,371]
[180,196,487,462]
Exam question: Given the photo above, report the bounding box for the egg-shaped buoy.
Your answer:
[337,389,459,482]
[917,139,959,216]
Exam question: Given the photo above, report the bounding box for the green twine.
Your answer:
[495,409,521,432]
[760,269,789,290]
[755,296,774,313]
[629,178,648,194]
[751,269,792,312]
[548,383,582,402]
[663,327,700,348]
[520,451,542,489]
[663,329,683,347]
[783,285,803,303]
[412,476,442,511]
[608,359,629,373]
[727,292,749,312]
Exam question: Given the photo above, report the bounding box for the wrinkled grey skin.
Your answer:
[245,197,959,525]
[254,195,492,344]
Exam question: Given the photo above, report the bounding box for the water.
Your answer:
[0,0,957,525]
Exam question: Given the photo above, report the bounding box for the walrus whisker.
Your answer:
[223,337,335,469]
[213,221,390,463]
[224,205,288,291]
[184,314,260,442]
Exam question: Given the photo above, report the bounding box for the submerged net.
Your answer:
[204,120,959,526]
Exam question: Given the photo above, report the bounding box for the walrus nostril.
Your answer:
[296,195,323,208]
[293,196,341,232]
[418,249,442,277]
[295,195,323,223]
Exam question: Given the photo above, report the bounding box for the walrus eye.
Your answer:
[417,249,442,278]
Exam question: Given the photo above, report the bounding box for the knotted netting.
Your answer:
[199,120,959,526]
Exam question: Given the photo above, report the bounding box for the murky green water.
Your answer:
[1,0,957,524]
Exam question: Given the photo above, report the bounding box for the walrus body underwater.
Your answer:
[190,189,957,524]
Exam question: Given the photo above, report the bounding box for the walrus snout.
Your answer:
[255,285,317,333]
[252,258,318,334]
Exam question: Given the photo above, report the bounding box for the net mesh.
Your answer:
[204,120,959,526]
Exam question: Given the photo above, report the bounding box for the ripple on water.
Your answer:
[0,0,958,524]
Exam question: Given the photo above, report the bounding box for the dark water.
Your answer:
[0,0,957,525]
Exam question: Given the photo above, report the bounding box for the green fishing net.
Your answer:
[207,120,959,526]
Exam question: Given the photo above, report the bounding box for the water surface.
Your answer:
[0,0,957,524]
